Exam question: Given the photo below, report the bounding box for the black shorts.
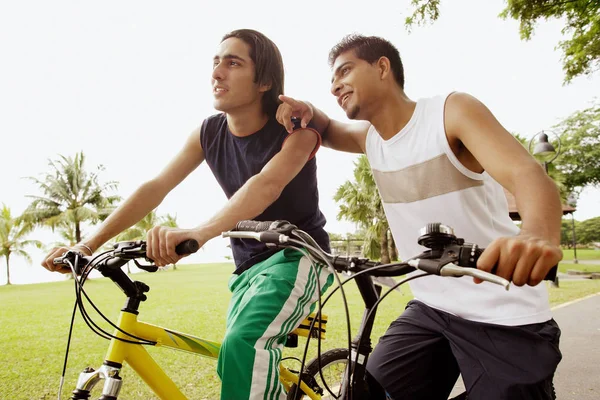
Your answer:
[366,300,562,400]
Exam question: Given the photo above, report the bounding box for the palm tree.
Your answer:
[50,222,77,248]
[23,152,121,243]
[114,211,179,272]
[334,156,393,263]
[0,205,42,285]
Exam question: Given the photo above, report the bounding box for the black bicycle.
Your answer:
[223,220,558,400]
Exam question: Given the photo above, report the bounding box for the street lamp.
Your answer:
[528,130,561,173]
[566,192,579,264]
[528,130,578,265]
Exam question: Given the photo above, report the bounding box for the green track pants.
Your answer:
[217,249,333,400]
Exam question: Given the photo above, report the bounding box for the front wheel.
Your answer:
[287,348,351,400]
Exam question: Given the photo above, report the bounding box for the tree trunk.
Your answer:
[389,231,398,261]
[75,222,81,244]
[5,253,11,285]
[380,226,390,264]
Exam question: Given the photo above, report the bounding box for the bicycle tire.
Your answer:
[287,348,351,400]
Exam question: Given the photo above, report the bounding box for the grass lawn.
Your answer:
[558,262,600,274]
[561,248,600,261]
[1,263,598,399]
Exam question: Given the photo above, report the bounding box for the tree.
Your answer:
[50,222,77,248]
[334,156,395,263]
[24,152,121,244]
[405,0,600,83]
[0,205,42,285]
[114,210,179,271]
[553,101,600,194]
[560,218,579,248]
[577,216,600,245]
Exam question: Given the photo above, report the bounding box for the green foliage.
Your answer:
[0,204,42,285]
[405,0,441,31]
[51,222,78,248]
[23,152,121,244]
[115,211,179,242]
[562,216,600,248]
[500,0,600,83]
[561,218,577,248]
[406,0,600,83]
[333,156,394,262]
[327,232,345,242]
[553,101,600,193]
[577,216,600,245]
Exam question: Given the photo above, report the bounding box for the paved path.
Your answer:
[553,293,600,400]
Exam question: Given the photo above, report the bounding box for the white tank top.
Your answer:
[365,93,552,326]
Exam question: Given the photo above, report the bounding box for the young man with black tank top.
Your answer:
[277,34,563,400]
[42,29,332,400]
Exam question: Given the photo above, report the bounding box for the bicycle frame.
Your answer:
[71,294,322,399]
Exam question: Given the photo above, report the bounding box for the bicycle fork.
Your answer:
[70,361,123,400]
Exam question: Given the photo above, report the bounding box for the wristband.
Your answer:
[75,243,93,255]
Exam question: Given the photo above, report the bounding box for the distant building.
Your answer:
[503,188,576,221]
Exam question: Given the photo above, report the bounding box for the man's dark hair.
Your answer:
[328,34,405,89]
[222,29,284,117]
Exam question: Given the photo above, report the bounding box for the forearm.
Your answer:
[83,180,168,251]
[513,166,562,245]
[196,174,282,240]
[306,102,331,134]
[307,103,366,153]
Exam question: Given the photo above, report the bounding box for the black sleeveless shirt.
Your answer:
[200,113,330,274]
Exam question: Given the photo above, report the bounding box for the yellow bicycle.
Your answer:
[56,221,558,399]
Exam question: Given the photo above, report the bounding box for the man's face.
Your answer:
[330,50,381,120]
[211,38,265,113]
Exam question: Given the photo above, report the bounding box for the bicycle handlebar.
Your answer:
[52,238,199,272]
[224,220,558,290]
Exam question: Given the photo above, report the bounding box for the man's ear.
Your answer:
[377,56,392,81]
[259,81,272,93]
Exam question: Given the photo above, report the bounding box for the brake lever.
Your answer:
[133,259,158,273]
[221,231,290,245]
[113,241,147,258]
[407,259,510,290]
[439,263,510,290]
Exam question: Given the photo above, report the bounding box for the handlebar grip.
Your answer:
[52,250,87,265]
[175,239,199,255]
[234,220,274,232]
[459,244,557,281]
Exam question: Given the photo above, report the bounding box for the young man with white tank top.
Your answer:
[276,34,563,399]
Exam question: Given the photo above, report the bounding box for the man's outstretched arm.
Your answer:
[277,95,369,154]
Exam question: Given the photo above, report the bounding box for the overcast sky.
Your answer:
[1,0,599,284]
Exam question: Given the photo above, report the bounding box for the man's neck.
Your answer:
[226,103,269,137]
[369,91,416,141]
